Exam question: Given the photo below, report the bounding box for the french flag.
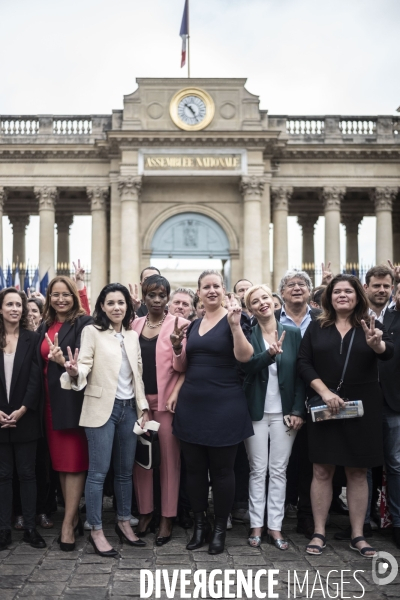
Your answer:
[180,0,189,68]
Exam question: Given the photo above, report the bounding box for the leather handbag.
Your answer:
[306,329,362,419]
[134,418,161,470]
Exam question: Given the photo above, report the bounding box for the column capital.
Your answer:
[319,186,345,211]
[87,186,109,211]
[8,214,30,231]
[370,187,398,212]
[271,186,293,211]
[56,213,74,232]
[118,176,142,202]
[240,176,267,201]
[0,187,7,209]
[341,213,362,231]
[297,213,318,231]
[34,186,58,210]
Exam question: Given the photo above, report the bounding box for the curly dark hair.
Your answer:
[318,274,370,328]
[43,276,87,326]
[0,288,29,349]
[93,283,135,331]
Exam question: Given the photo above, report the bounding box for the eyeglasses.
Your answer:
[50,293,73,299]
[285,282,308,289]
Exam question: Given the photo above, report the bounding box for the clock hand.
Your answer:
[185,103,196,116]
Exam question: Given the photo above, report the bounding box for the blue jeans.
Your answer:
[85,399,137,530]
[382,402,400,527]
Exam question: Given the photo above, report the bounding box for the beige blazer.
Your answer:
[60,324,149,428]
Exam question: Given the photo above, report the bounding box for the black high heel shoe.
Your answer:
[115,524,146,547]
[208,516,227,555]
[135,514,156,538]
[88,534,119,558]
[57,534,75,552]
[74,517,84,537]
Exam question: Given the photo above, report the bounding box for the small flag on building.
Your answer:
[0,267,6,290]
[40,271,49,296]
[14,265,21,291]
[32,267,40,293]
[6,266,12,288]
[180,0,189,68]
[24,269,30,294]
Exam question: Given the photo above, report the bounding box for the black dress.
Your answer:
[297,320,393,468]
[173,315,254,447]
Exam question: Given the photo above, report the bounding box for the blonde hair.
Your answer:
[244,284,273,312]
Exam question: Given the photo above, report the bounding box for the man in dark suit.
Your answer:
[373,278,400,548]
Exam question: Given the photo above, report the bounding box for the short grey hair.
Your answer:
[170,287,196,304]
[278,269,313,295]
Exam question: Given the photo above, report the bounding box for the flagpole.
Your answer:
[187,0,190,78]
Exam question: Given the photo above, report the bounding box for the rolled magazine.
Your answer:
[310,400,364,422]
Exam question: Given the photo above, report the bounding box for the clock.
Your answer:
[169,87,215,131]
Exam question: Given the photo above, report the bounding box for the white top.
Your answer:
[4,352,15,402]
[114,333,135,400]
[368,306,387,324]
[263,340,282,414]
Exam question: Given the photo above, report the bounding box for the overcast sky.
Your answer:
[1,0,399,277]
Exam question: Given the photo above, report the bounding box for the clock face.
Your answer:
[170,87,215,131]
[178,95,207,126]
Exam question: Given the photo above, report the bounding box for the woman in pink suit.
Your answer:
[132,274,188,545]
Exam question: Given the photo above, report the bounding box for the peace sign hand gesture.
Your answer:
[388,259,400,283]
[268,330,286,356]
[73,259,85,291]
[45,333,65,366]
[361,316,385,353]
[170,317,188,350]
[321,261,333,285]
[128,283,141,312]
[65,346,79,377]
[226,294,242,327]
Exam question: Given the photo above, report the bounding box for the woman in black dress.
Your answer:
[171,270,254,555]
[298,274,393,558]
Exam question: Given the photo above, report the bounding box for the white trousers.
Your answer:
[244,412,297,530]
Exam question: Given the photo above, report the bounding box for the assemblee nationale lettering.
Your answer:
[144,156,241,169]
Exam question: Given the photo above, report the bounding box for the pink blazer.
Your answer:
[131,312,189,411]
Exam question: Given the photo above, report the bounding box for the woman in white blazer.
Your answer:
[60,283,149,558]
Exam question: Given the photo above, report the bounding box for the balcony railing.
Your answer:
[0,117,40,135]
[0,115,111,138]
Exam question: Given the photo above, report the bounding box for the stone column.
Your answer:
[56,214,73,270]
[320,186,345,276]
[370,187,398,264]
[34,186,58,280]
[240,176,265,284]
[261,179,271,285]
[9,214,30,267]
[272,186,292,291]
[87,187,109,304]
[109,175,121,282]
[118,176,142,285]
[297,213,318,267]
[0,188,5,267]
[341,213,361,267]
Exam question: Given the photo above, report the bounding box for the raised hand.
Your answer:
[45,333,65,366]
[321,261,333,285]
[268,330,286,356]
[170,317,188,349]
[226,294,242,327]
[361,316,385,352]
[387,259,400,283]
[73,259,85,290]
[128,283,141,312]
[27,288,45,303]
[65,346,79,377]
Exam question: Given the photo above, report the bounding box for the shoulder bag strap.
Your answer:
[336,328,356,393]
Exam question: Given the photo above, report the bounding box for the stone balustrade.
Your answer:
[0,115,111,138]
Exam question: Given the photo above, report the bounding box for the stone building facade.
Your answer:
[0,78,399,302]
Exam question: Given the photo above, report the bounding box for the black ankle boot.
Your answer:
[208,516,227,555]
[186,511,211,551]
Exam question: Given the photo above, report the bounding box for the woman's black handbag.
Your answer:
[306,329,363,420]
[135,430,161,470]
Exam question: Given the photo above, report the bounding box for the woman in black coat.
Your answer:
[37,276,92,551]
[0,288,45,551]
[298,274,393,558]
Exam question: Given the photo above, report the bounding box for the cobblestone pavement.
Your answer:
[1,508,400,599]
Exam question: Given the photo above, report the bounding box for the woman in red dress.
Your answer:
[38,272,92,551]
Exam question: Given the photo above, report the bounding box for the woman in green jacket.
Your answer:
[241,285,306,550]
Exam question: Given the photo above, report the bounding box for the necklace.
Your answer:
[145,313,166,329]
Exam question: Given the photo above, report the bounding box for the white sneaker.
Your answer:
[83,520,91,531]
[227,514,233,530]
[129,515,139,527]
